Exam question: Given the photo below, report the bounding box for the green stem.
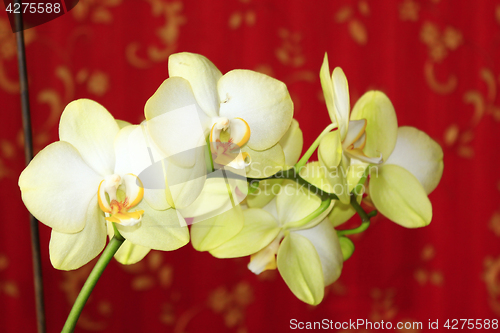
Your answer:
[285,198,331,230]
[337,195,377,236]
[61,230,125,333]
[295,123,337,171]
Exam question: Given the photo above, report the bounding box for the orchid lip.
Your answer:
[248,233,283,274]
[210,116,251,169]
[97,173,145,226]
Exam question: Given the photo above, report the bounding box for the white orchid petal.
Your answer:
[113,239,151,265]
[246,179,285,209]
[218,70,293,151]
[277,233,325,305]
[320,54,337,126]
[328,195,359,227]
[209,208,280,258]
[115,201,189,251]
[145,77,210,168]
[332,67,350,140]
[343,119,367,149]
[318,130,342,168]
[384,126,444,194]
[19,141,101,233]
[168,52,222,118]
[190,205,244,252]
[276,181,322,227]
[165,149,207,209]
[242,143,285,178]
[350,91,398,161]
[299,162,334,194]
[116,119,132,129]
[114,125,170,210]
[293,218,343,286]
[279,118,303,167]
[345,148,383,164]
[179,173,239,221]
[59,99,119,176]
[49,196,106,270]
[370,164,432,228]
[319,153,350,204]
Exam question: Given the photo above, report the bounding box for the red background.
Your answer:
[1,0,500,332]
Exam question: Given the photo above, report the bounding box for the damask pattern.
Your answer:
[1,0,499,332]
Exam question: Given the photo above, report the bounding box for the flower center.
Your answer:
[97,173,145,226]
[342,119,383,164]
[210,117,252,169]
[248,234,283,275]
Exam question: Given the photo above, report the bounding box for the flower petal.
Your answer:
[277,232,324,305]
[113,125,170,210]
[242,143,285,178]
[318,130,342,169]
[338,237,355,260]
[332,67,350,140]
[343,119,366,149]
[328,192,361,227]
[299,162,334,193]
[209,208,280,258]
[191,205,244,252]
[19,141,101,233]
[384,126,444,194]
[49,196,107,270]
[319,54,337,126]
[346,159,369,193]
[164,151,207,209]
[279,118,303,167]
[319,152,350,204]
[115,201,189,251]
[144,77,210,168]
[168,52,222,118]
[246,179,285,208]
[179,173,242,221]
[345,147,382,164]
[276,181,322,227]
[116,119,132,129]
[293,218,343,286]
[218,70,293,151]
[350,91,398,161]
[59,99,119,176]
[369,164,432,228]
[113,240,150,265]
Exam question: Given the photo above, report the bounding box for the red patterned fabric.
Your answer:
[1,0,500,332]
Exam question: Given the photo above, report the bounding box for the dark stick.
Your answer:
[14,6,46,333]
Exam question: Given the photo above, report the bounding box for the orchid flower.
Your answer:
[18,99,189,270]
[189,119,303,253]
[318,54,398,204]
[245,118,304,208]
[368,126,444,228]
[207,181,342,305]
[145,52,294,178]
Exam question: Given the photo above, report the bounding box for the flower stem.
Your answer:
[15,7,46,333]
[295,123,337,171]
[337,195,377,236]
[61,230,125,333]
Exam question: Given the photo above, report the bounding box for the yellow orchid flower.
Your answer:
[18,99,189,270]
[207,182,342,305]
[368,126,444,228]
[145,52,294,178]
[318,54,398,204]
